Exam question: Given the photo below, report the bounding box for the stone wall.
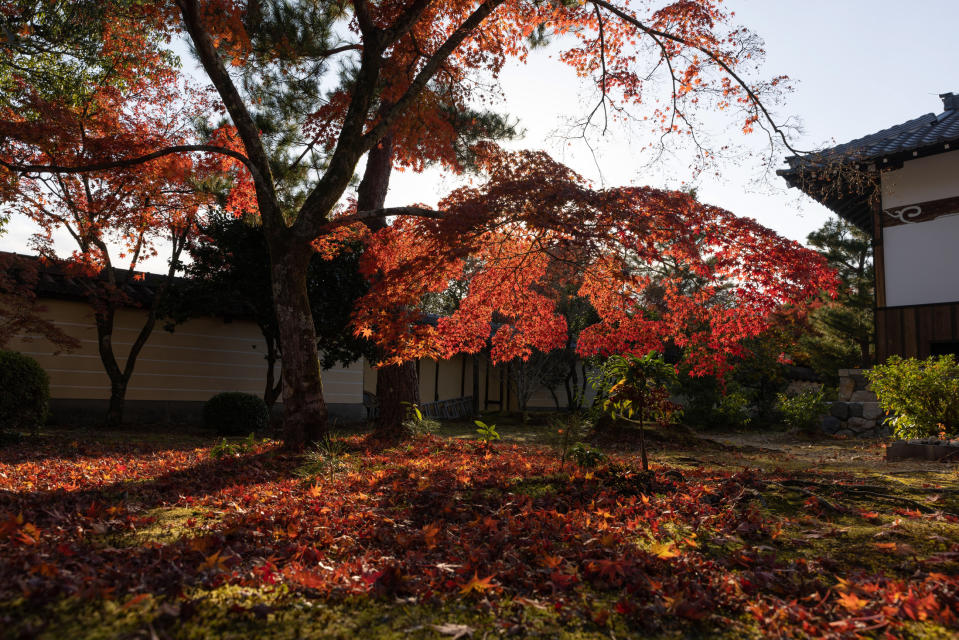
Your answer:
[821,369,892,438]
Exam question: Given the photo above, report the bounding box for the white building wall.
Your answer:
[880,151,959,307]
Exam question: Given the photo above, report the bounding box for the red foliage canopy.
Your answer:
[354,146,836,376]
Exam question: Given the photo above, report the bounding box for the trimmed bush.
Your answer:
[776,386,828,434]
[0,350,50,435]
[203,392,270,436]
[866,355,959,439]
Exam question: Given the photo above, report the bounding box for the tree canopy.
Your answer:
[0,0,825,446]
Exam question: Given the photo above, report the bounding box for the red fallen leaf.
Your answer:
[122,593,151,610]
[549,571,579,590]
[894,508,924,518]
[591,608,610,625]
[422,522,443,549]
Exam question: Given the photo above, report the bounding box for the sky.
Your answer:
[3,0,958,271]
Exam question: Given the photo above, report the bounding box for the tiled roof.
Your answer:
[1,251,165,305]
[783,109,959,169]
[779,92,959,230]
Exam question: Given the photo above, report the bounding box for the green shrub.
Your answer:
[295,434,348,482]
[866,355,959,439]
[569,442,607,469]
[210,433,259,460]
[776,386,828,434]
[0,350,50,435]
[474,420,500,445]
[203,392,270,436]
[714,390,753,429]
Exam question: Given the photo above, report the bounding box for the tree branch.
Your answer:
[321,206,445,232]
[589,0,808,156]
[362,0,505,154]
[1,144,260,179]
[175,0,282,227]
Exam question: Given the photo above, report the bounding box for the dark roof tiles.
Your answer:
[784,94,959,169]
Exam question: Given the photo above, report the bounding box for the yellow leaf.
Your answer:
[649,541,680,559]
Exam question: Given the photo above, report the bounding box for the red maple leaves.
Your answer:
[354,146,836,376]
[2,435,957,638]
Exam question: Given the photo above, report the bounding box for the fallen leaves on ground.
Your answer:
[0,434,957,638]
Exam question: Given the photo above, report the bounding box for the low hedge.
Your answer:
[0,350,50,435]
[203,392,270,436]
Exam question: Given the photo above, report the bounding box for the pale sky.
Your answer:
[3,0,958,270]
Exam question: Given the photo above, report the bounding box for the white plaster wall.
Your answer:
[884,212,959,306]
[881,150,959,209]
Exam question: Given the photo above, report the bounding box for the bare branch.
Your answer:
[589,0,808,156]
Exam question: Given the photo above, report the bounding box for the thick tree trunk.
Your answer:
[271,247,328,449]
[375,361,420,439]
[357,128,423,439]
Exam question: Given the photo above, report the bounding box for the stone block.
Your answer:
[850,372,868,390]
[838,377,855,401]
[847,417,867,432]
[850,390,877,403]
[829,402,849,420]
[862,402,883,421]
[835,429,855,437]
[821,416,842,435]
[886,440,959,461]
[848,403,863,418]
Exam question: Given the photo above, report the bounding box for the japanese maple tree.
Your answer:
[0,2,217,425]
[2,0,806,447]
[353,146,836,381]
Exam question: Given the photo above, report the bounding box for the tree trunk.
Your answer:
[93,306,126,429]
[471,355,480,417]
[271,247,328,449]
[263,331,282,408]
[375,361,420,438]
[106,379,127,428]
[357,127,423,439]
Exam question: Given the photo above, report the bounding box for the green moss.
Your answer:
[98,506,209,548]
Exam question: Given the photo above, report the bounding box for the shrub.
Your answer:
[210,433,259,460]
[714,390,753,429]
[866,355,959,439]
[776,386,828,434]
[0,350,50,435]
[474,420,500,445]
[203,392,270,436]
[295,434,348,482]
[593,352,677,472]
[569,442,607,469]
